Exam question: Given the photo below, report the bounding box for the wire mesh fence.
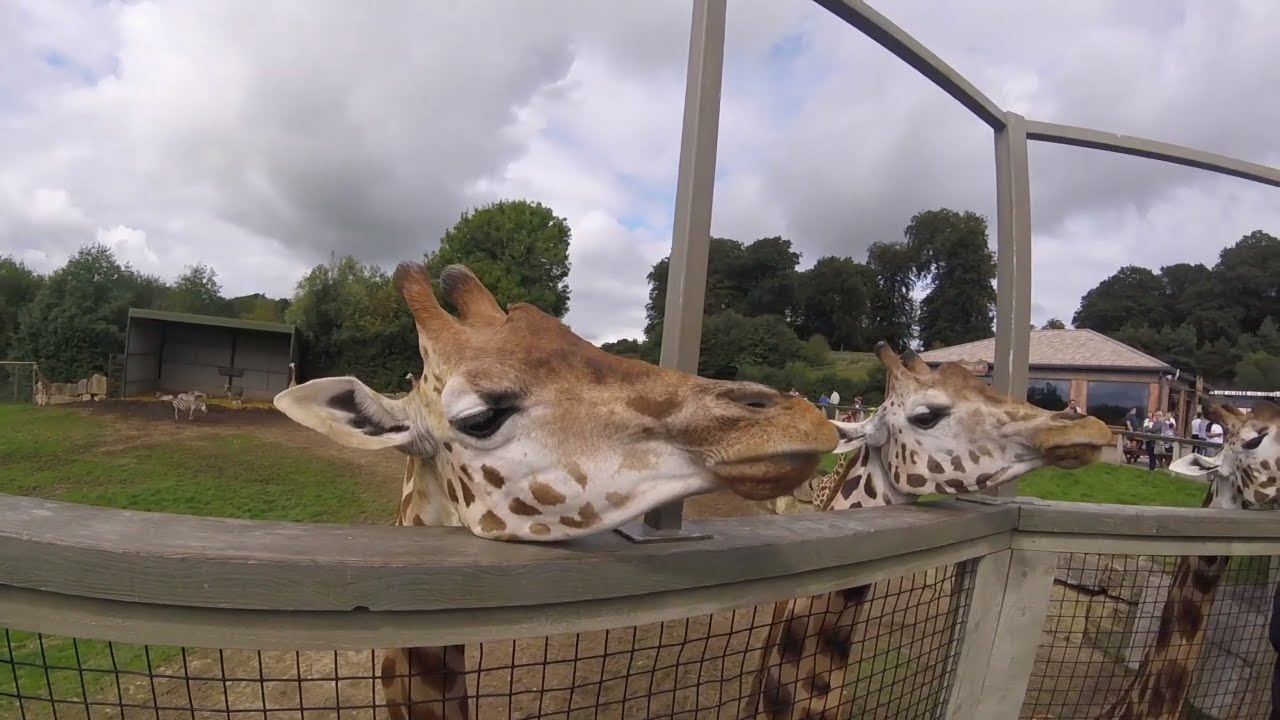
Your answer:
[1,562,971,719]
[1023,551,1280,720]
[0,361,36,404]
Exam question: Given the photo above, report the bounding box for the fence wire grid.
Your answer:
[0,362,36,404]
[1,563,971,720]
[1024,551,1280,720]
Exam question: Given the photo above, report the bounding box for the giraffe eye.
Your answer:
[909,408,948,429]
[1242,432,1267,451]
[452,405,519,439]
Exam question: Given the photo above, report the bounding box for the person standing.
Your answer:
[1190,411,1205,455]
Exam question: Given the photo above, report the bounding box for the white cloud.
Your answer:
[1,0,1277,344]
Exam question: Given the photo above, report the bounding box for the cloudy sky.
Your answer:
[3,1,1278,345]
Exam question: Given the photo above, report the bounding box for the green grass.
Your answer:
[0,402,397,716]
[817,452,1207,508]
[0,404,390,523]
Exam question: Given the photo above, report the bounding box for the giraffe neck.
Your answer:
[822,443,913,511]
[1096,474,1241,720]
[383,456,470,720]
[746,442,913,719]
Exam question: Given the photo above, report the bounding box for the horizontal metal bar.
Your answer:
[1026,119,1280,188]
[810,0,1006,129]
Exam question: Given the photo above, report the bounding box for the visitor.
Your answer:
[1203,415,1224,458]
[1189,411,1205,455]
[1144,410,1168,471]
[851,396,864,422]
[1066,398,1084,416]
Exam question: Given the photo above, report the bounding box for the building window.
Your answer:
[1026,379,1071,411]
[1086,381,1150,426]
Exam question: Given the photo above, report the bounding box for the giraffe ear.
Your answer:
[1168,452,1219,479]
[273,377,436,456]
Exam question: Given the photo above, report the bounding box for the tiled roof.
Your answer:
[917,329,1172,371]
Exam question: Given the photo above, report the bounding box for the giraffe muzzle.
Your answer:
[711,453,822,500]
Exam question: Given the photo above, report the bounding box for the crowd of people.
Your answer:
[1122,407,1224,471]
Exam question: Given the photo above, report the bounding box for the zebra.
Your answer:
[156,391,207,420]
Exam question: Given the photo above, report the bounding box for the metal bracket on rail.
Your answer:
[614,521,712,544]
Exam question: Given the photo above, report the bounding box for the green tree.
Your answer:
[164,263,225,316]
[1210,230,1280,337]
[1072,265,1167,333]
[697,311,806,380]
[907,208,997,349]
[427,199,572,317]
[1234,352,1280,391]
[228,293,289,323]
[0,255,43,359]
[1237,317,1280,357]
[1041,318,1066,330]
[1195,337,1241,384]
[10,244,150,379]
[865,241,916,348]
[599,338,643,359]
[286,254,419,390]
[793,256,877,350]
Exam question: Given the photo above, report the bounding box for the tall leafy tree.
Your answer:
[865,240,917,348]
[165,263,226,316]
[907,208,997,349]
[427,199,572,318]
[1072,265,1168,332]
[10,244,153,379]
[793,256,876,350]
[1041,318,1067,330]
[0,255,43,359]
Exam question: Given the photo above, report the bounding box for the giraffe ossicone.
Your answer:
[272,261,840,542]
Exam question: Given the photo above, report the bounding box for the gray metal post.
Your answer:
[990,112,1032,498]
[616,0,726,544]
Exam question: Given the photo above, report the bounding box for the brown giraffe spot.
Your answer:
[974,472,994,489]
[841,584,871,605]
[778,618,805,663]
[1254,489,1271,505]
[457,477,475,507]
[909,449,919,465]
[411,515,425,526]
[481,465,505,488]
[950,455,965,472]
[1174,594,1204,638]
[1190,560,1222,594]
[565,460,589,488]
[810,672,831,695]
[460,464,474,481]
[530,481,566,506]
[865,477,879,500]
[605,491,629,507]
[626,394,680,420]
[905,473,929,489]
[442,442,453,452]
[509,498,541,516]
[560,502,601,529]
[445,480,459,504]
[941,478,968,493]
[819,622,853,662]
[1261,459,1272,471]
[478,511,507,533]
[529,522,551,536]
[760,670,793,720]
[926,456,944,474]
[968,449,981,464]
[380,655,397,688]
[1153,608,1174,647]
[839,474,862,500]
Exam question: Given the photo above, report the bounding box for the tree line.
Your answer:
[1068,229,1280,390]
[3,196,1273,399]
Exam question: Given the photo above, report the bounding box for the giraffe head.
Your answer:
[274,262,839,540]
[1170,399,1280,509]
[830,342,1113,496]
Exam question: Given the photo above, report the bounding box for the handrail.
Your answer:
[0,492,1015,612]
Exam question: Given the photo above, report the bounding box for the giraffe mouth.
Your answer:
[711,453,822,500]
[1042,443,1104,469]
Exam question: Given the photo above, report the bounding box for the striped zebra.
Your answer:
[156,391,207,420]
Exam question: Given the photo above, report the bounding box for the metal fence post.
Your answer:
[990,111,1032,498]
[616,0,726,544]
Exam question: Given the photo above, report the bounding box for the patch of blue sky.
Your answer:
[614,171,676,233]
[40,48,108,85]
